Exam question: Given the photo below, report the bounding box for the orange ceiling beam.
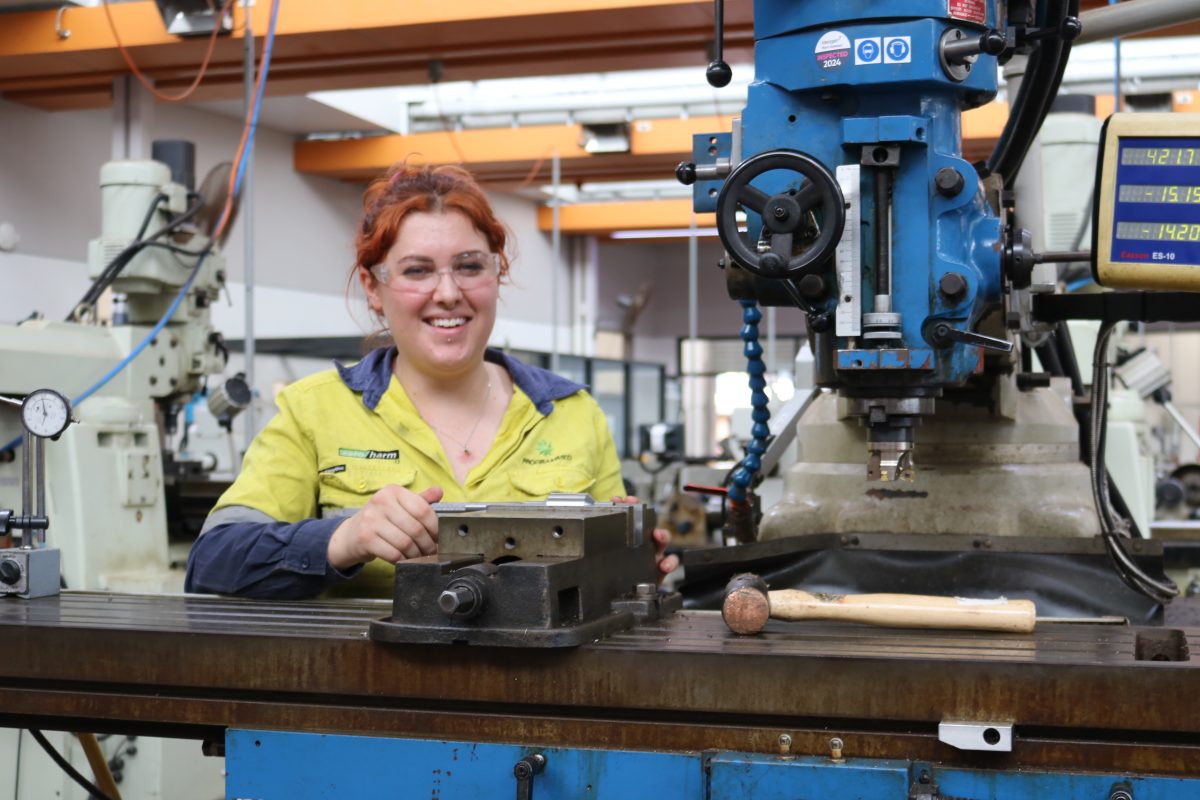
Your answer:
[0,0,753,110]
[539,199,714,235]
[294,115,730,185]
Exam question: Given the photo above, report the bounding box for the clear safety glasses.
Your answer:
[371,251,500,294]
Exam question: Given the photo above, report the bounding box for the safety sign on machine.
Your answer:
[855,36,911,65]
[884,36,912,63]
[855,38,881,65]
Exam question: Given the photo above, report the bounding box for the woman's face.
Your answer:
[361,209,499,380]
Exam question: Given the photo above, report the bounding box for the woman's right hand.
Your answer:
[327,485,444,570]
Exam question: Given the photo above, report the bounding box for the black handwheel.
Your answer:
[716,149,846,280]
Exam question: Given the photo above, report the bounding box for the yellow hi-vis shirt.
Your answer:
[199,347,624,598]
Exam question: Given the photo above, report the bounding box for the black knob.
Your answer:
[759,252,785,274]
[939,272,968,301]
[935,167,965,197]
[797,274,826,300]
[1060,17,1082,41]
[706,60,732,88]
[980,29,1007,55]
[675,162,698,186]
[0,559,21,586]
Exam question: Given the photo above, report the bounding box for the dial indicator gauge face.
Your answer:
[20,389,72,439]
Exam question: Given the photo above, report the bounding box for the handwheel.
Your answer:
[716,149,846,280]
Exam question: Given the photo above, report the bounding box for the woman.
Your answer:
[186,164,677,598]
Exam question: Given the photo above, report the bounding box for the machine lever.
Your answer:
[705,0,732,87]
[926,322,1013,353]
[941,28,1006,64]
[513,753,547,800]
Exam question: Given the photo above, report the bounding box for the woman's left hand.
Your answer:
[611,495,680,578]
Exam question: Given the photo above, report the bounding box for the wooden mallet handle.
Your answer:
[721,573,1037,635]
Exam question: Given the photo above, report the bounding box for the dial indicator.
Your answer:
[20,389,72,439]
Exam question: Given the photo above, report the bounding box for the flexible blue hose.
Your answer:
[727,299,771,504]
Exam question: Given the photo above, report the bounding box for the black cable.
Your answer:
[988,0,1072,183]
[68,192,165,319]
[69,192,207,320]
[986,4,1053,175]
[1035,337,1064,377]
[1088,322,1178,601]
[28,730,115,800]
[1053,321,1085,398]
[1005,0,1079,182]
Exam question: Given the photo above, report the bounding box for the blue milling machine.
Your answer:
[3,1,1200,798]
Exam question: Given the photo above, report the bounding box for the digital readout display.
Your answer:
[1115,222,1200,241]
[1120,147,1200,166]
[1118,184,1200,204]
[1111,136,1200,266]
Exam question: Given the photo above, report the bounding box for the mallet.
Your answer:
[721,573,1037,635]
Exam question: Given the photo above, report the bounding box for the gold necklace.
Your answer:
[423,377,493,458]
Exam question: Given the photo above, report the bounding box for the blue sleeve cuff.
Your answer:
[186,517,362,599]
[284,518,343,575]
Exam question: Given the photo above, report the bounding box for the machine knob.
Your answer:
[939,272,968,301]
[438,577,486,620]
[706,60,733,88]
[0,559,21,586]
[942,28,1007,64]
[935,167,965,198]
[675,162,697,186]
[1004,226,1036,289]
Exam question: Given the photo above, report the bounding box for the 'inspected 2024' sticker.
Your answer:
[814,31,851,70]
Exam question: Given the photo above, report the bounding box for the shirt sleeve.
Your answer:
[184,509,360,599]
[185,386,355,598]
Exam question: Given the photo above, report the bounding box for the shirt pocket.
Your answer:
[318,460,418,512]
[507,465,596,500]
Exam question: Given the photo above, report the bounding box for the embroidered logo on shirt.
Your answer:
[522,454,573,465]
[337,448,400,460]
[536,439,553,456]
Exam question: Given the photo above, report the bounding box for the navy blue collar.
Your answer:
[335,346,584,416]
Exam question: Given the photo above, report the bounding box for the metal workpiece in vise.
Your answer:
[369,495,681,647]
[680,1,1043,482]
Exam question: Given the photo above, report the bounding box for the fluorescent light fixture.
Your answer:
[154,0,232,36]
[609,228,721,239]
[580,123,631,154]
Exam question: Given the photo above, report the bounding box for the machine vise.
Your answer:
[370,496,679,647]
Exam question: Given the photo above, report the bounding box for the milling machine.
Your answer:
[0,141,228,592]
[677,0,1105,544]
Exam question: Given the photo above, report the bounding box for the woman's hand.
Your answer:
[611,495,681,578]
[328,485,444,570]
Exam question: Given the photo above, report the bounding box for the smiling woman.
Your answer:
[184,163,677,599]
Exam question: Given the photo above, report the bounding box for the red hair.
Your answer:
[354,163,510,278]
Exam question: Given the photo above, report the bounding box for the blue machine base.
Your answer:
[226,729,1200,799]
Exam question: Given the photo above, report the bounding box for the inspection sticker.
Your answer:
[883,36,912,64]
[948,0,987,24]
[854,38,882,65]
[814,30,851,70]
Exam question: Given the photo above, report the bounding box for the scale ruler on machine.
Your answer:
[834,164,862,337]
